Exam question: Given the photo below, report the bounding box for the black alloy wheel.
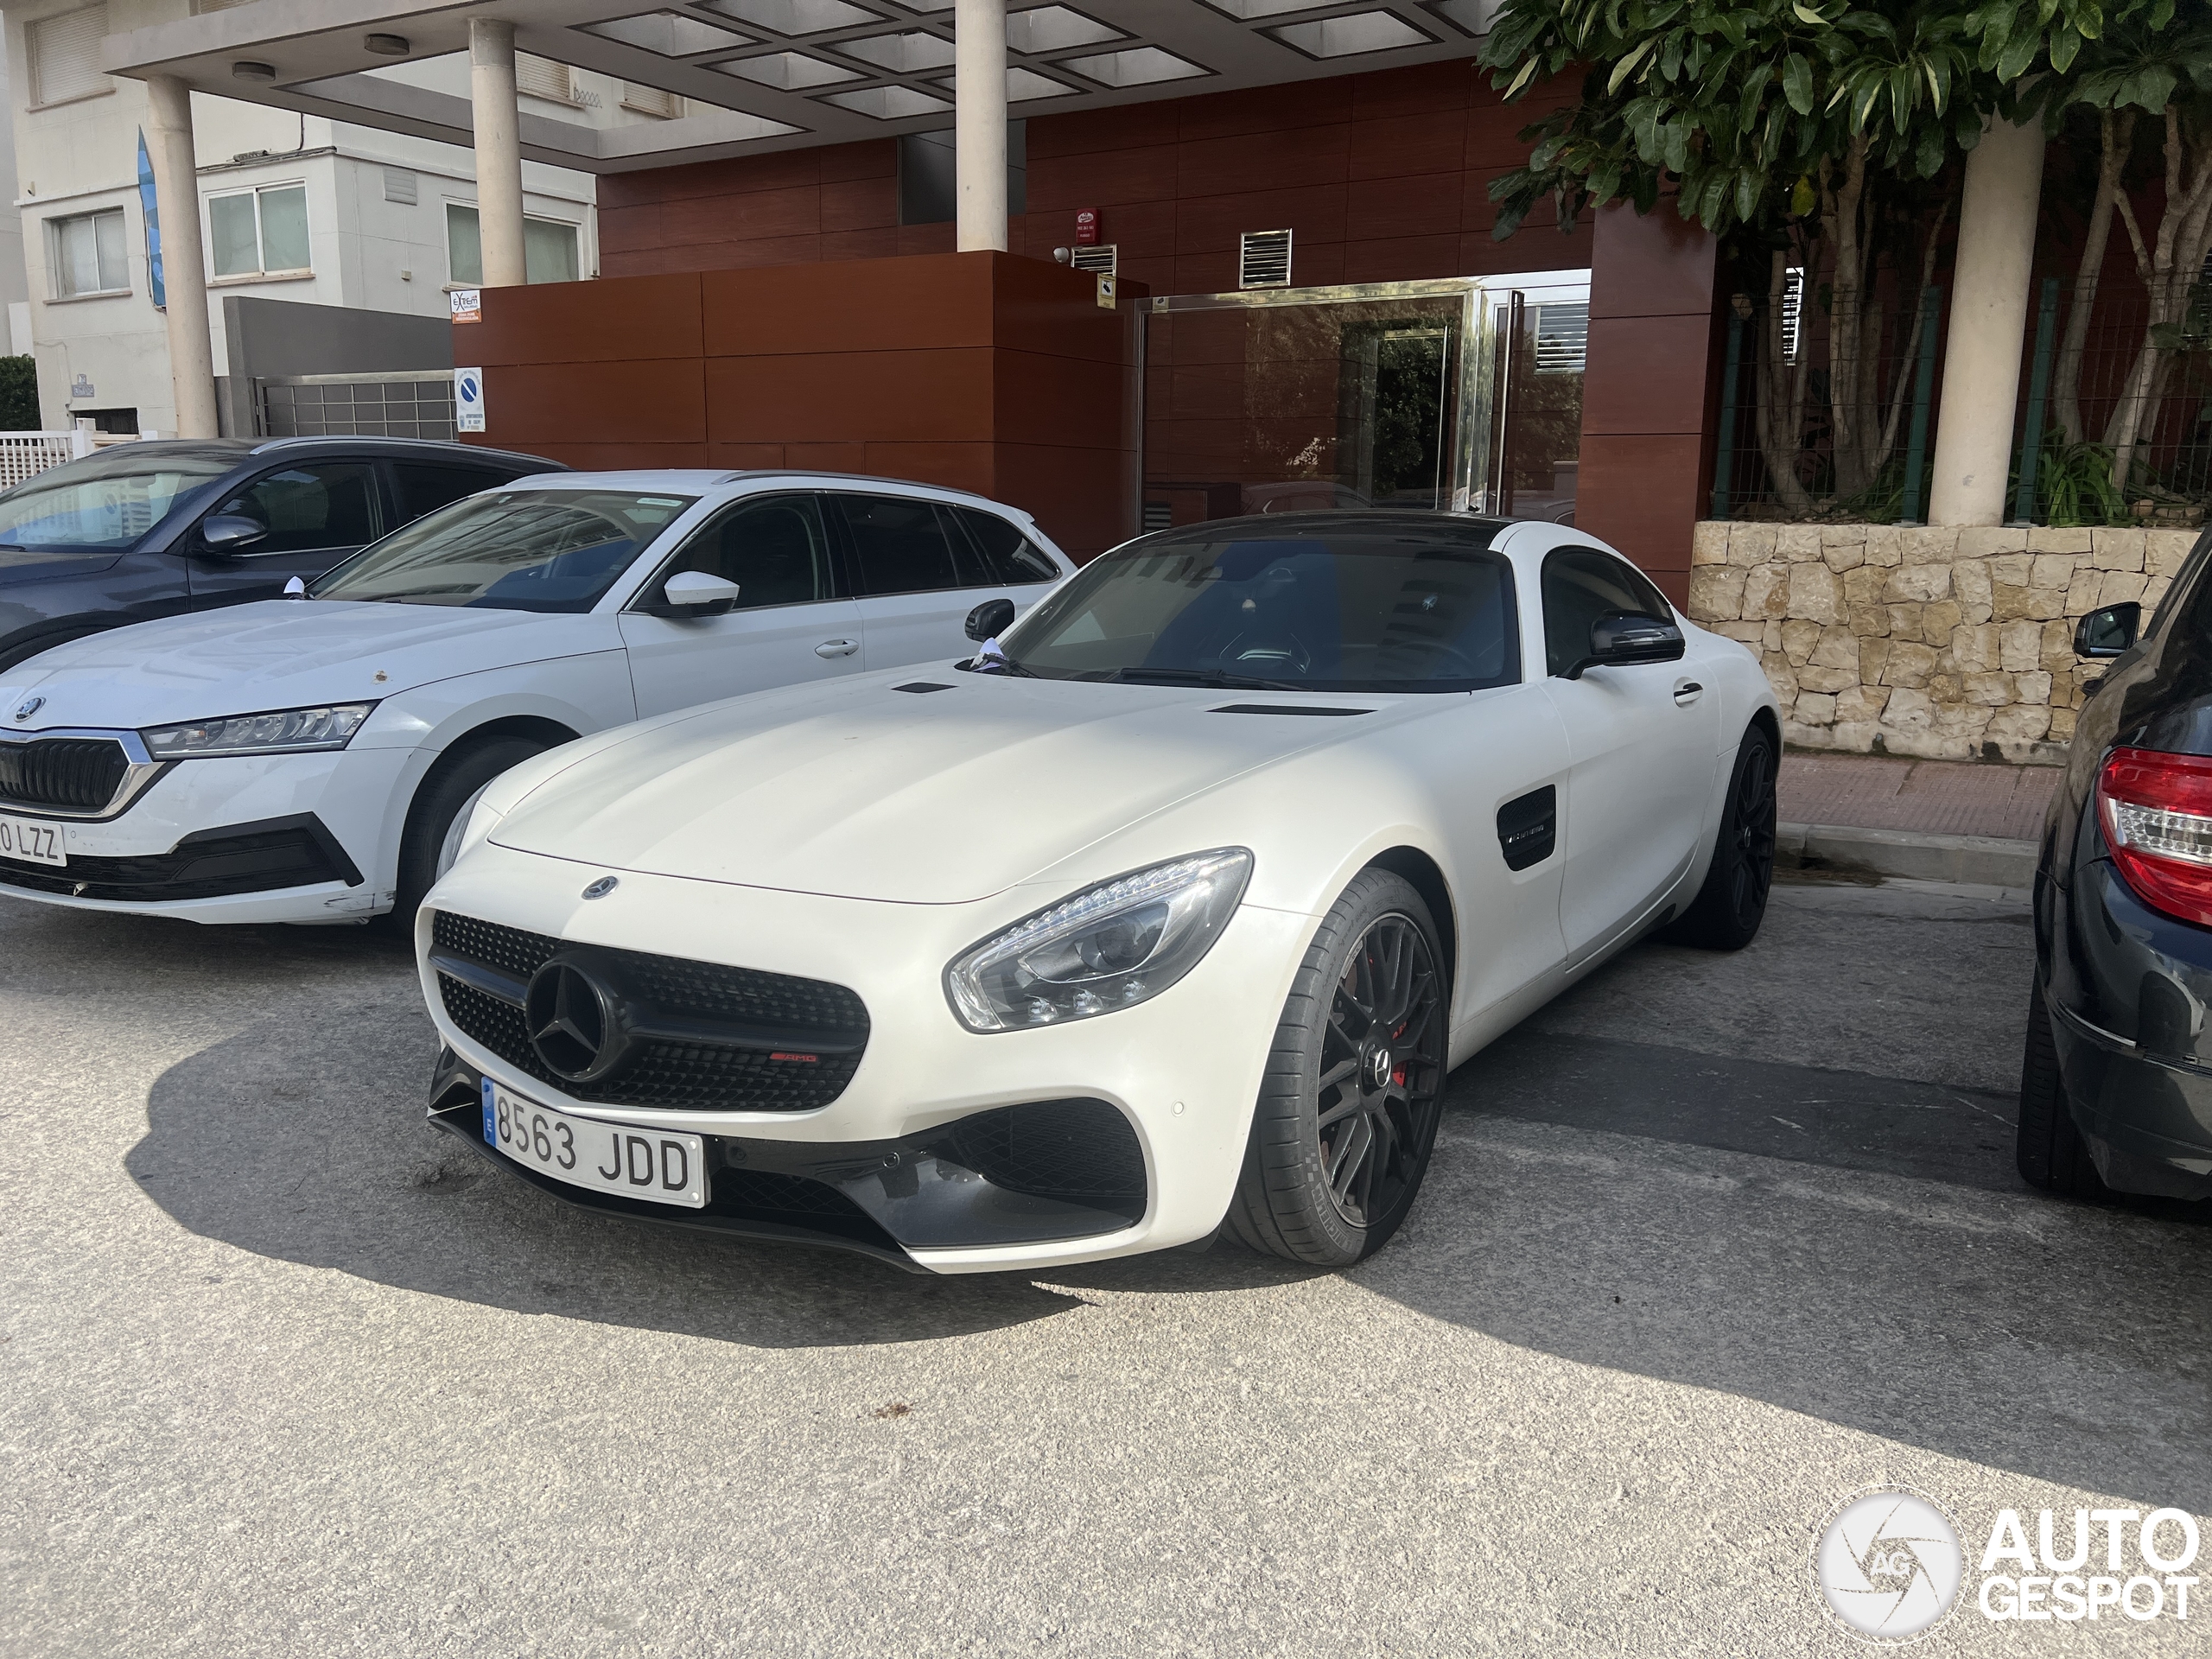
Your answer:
[1230,869,1447,1267]
[1668,721,1779,950]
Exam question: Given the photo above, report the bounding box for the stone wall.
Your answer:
[1686,523,2204,762]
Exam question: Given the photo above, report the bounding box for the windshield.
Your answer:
[0,453,236,551]
[311,488,696,612]
[999,523,1519,693]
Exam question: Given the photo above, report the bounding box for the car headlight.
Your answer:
[141,702,374,759]
[944,848,1252,1033]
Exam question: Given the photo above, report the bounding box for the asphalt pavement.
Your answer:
[3,874,2206,1656]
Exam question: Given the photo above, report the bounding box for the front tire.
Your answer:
[1666,721,1778,950]
[2017,981,2106,1198]
[1228,869,1448,1268]
[391,735,548,924]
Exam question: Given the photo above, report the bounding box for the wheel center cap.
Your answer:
[1364,1046,1394,1090]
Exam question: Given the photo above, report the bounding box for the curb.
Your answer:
[1777,822,2038,888]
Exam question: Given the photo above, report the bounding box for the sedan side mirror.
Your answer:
[658,570,742,617]
[966,597,1016,642]
[1565,611,1686,680]
[2075,601,2141,659]
[200,514,267,552]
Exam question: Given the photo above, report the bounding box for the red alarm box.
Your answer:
[1074,207,1100,246]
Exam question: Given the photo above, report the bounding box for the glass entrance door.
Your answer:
[1139,271,1590,530]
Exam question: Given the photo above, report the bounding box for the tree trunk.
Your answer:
[1754,249,1815,512]
[1874,192,1954,478]
[2103,110,2212,493]
[1823,137,1877,498]
[2053,110,2130,447]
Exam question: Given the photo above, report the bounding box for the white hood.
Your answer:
[490,672,1399,904]
[0,601,613,731]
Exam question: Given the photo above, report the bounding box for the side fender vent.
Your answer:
[1497,785,1557,871]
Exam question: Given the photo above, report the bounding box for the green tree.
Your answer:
[0,357,39,432]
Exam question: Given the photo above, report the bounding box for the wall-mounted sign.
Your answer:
[1096,275,1116,310]
[454,367,486,433]
[450,288,482,325]
[69,374,93,398]
[1074,208,1100,247]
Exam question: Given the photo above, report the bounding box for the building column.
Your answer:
[143,75,217,439]
[469,18,528,287]
[954,0,1007,252]
[1928,115,2046,526]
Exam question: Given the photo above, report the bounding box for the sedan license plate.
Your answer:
[480,1078,706,1209]
[0,812,64,868]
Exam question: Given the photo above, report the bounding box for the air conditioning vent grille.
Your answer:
[1070,244,1117,276]
[1239,229,1293,290]
[1533,302,1589,374]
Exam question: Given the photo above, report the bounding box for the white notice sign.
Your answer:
[450,288,482,324]
[454,367,486,434]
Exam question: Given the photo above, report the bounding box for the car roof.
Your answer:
[514,468,1026,513]
[1129,509,1515,540]
[77,436,561,470]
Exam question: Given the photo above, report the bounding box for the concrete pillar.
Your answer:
[143,76,217,439]
[1929,115,2046,526]
[468,18,528,287]
[954,0,1007,252]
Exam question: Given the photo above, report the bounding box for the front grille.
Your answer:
[0,737,130,812]
[433,910,870,1113]
[717,1166,870,1220]
[0,820,346,902]
[936,1098,1147,1218]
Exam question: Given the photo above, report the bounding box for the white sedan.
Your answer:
[0,471,1071,924]
[417,512,1781,1273]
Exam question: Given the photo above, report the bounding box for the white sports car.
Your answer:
[0,470,1070,924]
[418,512,1780,1272]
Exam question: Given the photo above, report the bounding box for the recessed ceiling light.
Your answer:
[363,33,410,55]
[582,11,753,55]
[1058,46,1206,87]
[714,51,861,87]
[232,60,277,81]
[1267,10,1431,57]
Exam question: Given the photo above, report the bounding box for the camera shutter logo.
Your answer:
[1814,1487,1965,1642]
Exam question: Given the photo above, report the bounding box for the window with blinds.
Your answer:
[1533,302,1589,374]
[515,54,575,104]
[29,6,109,107]
[621,83,683,118]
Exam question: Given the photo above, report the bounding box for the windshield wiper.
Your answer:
[1103,666,1306,692]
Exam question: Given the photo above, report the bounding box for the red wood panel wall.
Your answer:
[460,251,1141,559]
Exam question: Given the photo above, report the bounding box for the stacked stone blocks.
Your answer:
[1685,523,2202,762]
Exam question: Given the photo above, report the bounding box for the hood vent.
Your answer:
[1239,229,1293,289]
[1210,703,1370,717]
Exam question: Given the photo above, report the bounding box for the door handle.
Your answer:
[1673,679,1704,706]
[815,639,859,658]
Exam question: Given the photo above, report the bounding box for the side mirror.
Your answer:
[965,596,1016,642]
[658,570,741,617]
[1564,611,1686,680]
[200,514,267,552]
[2075,602,2141,659]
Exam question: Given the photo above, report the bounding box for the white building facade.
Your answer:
[6,0,612,434]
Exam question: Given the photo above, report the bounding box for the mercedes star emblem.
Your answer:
[582,876,619,899]
[523,957,632,1084]
[13,696,42,722]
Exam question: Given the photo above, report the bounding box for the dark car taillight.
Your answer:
[2097,746,2212,926]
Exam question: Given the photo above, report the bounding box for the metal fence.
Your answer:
[257,371,456,440]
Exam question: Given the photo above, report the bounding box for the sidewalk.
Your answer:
[1776,751,2058,886]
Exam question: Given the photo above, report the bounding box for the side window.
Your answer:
[654,494,833,609]
[208,463,379,555]
[953,506,1059,585]
[1541,548,1671,677]
[835,494,973,596]
[392,463,508,525]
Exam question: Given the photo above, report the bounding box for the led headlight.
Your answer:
[944,848,1252,1033]
[142,702,374,759]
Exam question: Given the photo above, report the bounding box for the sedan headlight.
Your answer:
[944,848,1252,1033]
[142,702,374,759]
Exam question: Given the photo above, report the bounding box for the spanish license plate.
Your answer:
[0,812,64,868]
[480,1077,707,1209]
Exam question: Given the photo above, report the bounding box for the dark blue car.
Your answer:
[0,435,558,673]
[2026,524,2212,1203]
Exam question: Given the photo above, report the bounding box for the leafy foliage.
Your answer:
[0,357,41,433]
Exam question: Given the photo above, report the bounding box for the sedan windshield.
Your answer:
[1000,522,1518,693]
[312,488,696,613]
[0,451,237,551]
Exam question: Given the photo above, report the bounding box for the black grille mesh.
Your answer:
[433,910,869,1113]
[0,822,341,902]
[938,1099,1147,1217]
[0,738,130,812]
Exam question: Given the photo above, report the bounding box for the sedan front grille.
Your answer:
[431,910,871,1113]
[0,737,130,813]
